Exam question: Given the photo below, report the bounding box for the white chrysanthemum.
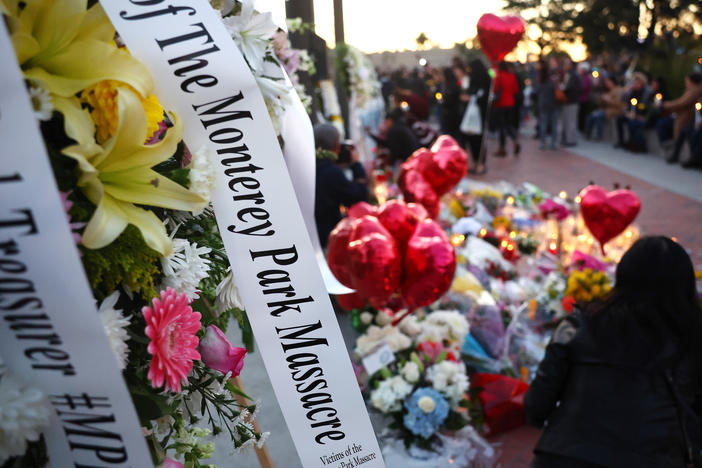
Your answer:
[426,361,470,406]
[221,0,277,71]
[98,291,131,370]
[0,372,51,464]
[355,325,411,356]
[370,376,412,413]
[400,361,421,383]
[359,311,373,325]
[160,238,212,301]
[188,146,216,214]
[215,267,244,314]
[28,82,53,121]
[416,310,470,345]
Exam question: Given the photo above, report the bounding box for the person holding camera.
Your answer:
[313,124,369,248]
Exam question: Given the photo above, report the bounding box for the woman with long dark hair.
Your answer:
[526,236,702,467]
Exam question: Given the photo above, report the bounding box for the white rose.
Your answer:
[375,310,394,326]
[400,362,420,383]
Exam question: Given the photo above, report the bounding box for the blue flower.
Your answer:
[403,387,449,438]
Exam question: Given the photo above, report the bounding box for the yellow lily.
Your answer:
[60,88,206,256]
[3,0,152,98]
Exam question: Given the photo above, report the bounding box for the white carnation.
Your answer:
[426,361,470,406]
[355,325,411,356]
[160,238,212,301]
[370,376,412,413]
[0,372,51,464]
[360,312,373,325]
[400,361,421,383]
[98,291,131,370]
[215,267,244,314]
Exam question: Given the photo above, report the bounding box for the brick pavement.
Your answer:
[472,136,702,467]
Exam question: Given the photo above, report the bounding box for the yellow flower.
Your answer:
[58,88,206,256]
[448,198,465,219]
[80,80,164,144]
[3,0,152,98]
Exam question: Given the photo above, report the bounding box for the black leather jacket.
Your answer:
[525,312,702,467]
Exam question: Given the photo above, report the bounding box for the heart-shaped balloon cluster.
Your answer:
[398,135,468,218]
[328,200,457,311]
[476,14,525,65]
[578,185,641,252]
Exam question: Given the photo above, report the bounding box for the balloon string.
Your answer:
[391,308,415,327]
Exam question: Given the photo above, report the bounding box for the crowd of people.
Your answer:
[367,54,702,174]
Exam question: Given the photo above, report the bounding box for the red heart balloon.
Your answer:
[578,185,641,252]
[422,136,469,195]
[402,219,457,310]
[327,217,355,287]
[398,169,440,218]
[406,202,429,221]
[476,14,525,65]
[347,201,378,219]
[398,136,467,217]
[377,200,423,250]
[347,216,402,308]
[336,292,366,311]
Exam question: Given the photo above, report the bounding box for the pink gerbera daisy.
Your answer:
[143,288,202,393]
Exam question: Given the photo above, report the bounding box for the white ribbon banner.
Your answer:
[0,21,152,468]
[100,2,384,467]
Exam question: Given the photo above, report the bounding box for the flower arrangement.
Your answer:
[564,268,612,303]
[3,0,268,465]
[335,43,381,109]
[272,19,316,111]
[354,311,475,449]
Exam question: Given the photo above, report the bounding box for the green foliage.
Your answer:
[81,225,161,300]
[335,43,351,94]
[504,0,702,55]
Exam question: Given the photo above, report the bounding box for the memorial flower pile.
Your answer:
[3,0,268,465]
[354,310,475,449]
[335,43,381,109]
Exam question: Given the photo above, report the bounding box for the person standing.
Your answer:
[313,124,368,248]
[560,58,581,146]
[464,58,491,174]
[526,236,702,467]
[536,63,559,150]
[493,61,521,156]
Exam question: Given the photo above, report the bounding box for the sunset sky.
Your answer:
[253,0,588,61]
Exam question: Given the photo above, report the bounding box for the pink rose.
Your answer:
[198,325,247,376]
[162,458,185,468]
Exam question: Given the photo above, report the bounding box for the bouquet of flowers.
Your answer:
[564,268,612,303]
[354,311,476,449]
[2,1,270,465]
[272,19,316,111]
[335,43,380,109]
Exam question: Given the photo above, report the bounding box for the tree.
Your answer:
[415,32,430,49]
[503,0,702,55]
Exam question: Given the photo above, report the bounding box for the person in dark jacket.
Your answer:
[313,124,368,248]
[560,58,581,146]
[464,58,491,174]
[526,236,702,468]
[370,108,421,163]
[536,62,559,150]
